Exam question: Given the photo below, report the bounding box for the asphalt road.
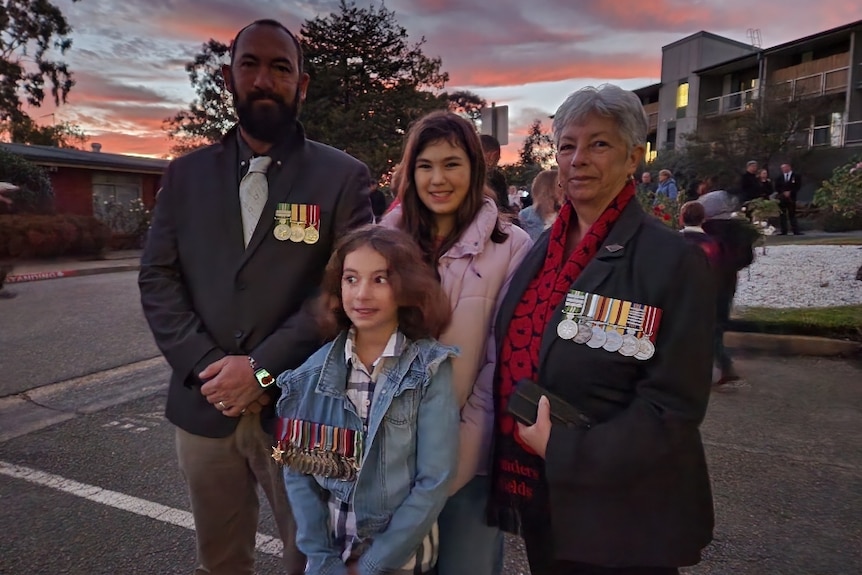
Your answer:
[0,353,859,575]
[0,271,159,396]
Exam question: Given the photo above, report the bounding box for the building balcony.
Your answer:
[769,66,849,100]
[789,119,862,148]
[642,101,659,132]
[702,87,758,116]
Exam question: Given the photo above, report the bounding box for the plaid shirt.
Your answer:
[329,328,438,573]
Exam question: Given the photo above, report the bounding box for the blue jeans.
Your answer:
[437,475,503,575]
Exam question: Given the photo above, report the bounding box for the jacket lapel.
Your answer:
[495,232,550,343]
[213,136,245,263]
[537,200,647,370]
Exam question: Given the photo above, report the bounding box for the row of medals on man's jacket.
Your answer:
[273,203,320,244]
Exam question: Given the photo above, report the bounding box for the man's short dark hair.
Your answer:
[480,134,501,154]
[230,19,304,74]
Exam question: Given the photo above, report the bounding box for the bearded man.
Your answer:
[139,19,372,575]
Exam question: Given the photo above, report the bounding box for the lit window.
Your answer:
[676,82,689,109]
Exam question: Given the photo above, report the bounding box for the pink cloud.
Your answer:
[35,0,862,164]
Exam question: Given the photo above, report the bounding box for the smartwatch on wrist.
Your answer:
[248,356,275,388]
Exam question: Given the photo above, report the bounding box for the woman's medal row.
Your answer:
[556,290,661,360]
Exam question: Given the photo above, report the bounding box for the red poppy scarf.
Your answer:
[490,181,635,534]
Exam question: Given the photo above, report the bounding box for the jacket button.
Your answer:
[237,282,247,291]
[234,330,244,339]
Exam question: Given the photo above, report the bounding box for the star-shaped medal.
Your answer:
[271,444,285,465]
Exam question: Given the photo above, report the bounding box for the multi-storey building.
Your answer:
[636,19,862,199]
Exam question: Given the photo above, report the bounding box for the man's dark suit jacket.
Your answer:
[139,125,372,438]
[494,200,715,567]
[738,171,759,203]
[774,171,801,202]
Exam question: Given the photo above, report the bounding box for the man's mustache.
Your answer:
[248,92,287,105]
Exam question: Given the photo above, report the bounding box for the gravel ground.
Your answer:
[735,244,862,309]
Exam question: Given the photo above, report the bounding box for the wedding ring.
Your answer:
[217,401,227,410]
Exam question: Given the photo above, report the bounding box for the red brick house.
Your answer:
[0,142,167,215]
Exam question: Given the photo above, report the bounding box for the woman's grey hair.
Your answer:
[552,84,648,151]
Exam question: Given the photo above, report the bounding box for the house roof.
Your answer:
[763,18,862,55]
[0,142,168,174]
[633,82,662,97]
[694,18,862,75]
[662,30,756,53]
[694,52,761,76]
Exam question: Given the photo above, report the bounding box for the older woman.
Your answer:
[519,169,564,241]
[489,84,715,575]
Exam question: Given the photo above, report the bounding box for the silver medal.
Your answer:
[619,334,639,357]
[557,318,579,340]
[603,330,624,353]
[635,338,656,360]
[573,321,593,344]
[586,325,607,349]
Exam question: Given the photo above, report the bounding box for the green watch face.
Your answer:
[255,368,275,388]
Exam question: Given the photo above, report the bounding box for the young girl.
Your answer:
[275,225,459,575]
[381,111,533,575]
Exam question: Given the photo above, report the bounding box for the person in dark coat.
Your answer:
[774,163,802,235]
[698,191,758,389]
[737,160,759,203]
[481,134,511,213]
[755,168,774,201]
[138,19,372,575]
[490,84,715,575]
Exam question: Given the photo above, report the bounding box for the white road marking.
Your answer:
[0,461,283,557]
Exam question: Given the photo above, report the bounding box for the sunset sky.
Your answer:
[29,0,862,164]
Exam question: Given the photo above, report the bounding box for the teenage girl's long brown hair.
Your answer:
[394,111,508,265]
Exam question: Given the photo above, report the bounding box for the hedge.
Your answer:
[0,214,111,259]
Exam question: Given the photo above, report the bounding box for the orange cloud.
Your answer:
[449,56,660,87]
[84,131,172,158]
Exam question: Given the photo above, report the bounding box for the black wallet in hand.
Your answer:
[506,379,593,428]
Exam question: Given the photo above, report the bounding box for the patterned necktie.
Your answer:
[239,155,272,247]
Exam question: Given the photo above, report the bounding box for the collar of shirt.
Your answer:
[681,226,706,234]
[344,326,406,378]
[236,125,301,178]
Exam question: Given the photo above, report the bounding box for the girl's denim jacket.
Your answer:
[275,331,459,575]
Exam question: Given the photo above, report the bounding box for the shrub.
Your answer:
[0,214,111,259]
[817,208,862,232]
[814,156,862,219]
[743,197,780,221]
[636,188,679,228]
[0,148,54,214]
[92,197,152,248]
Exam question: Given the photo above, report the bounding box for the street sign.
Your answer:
[480,104,509,145]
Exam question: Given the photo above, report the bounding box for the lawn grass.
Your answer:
[732,304,862,341]
[765,236,862,246]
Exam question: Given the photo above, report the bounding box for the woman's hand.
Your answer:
[516,396,552,459]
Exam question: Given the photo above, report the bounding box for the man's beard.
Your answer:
[235,91,300,143]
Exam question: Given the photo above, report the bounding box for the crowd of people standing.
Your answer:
[139,17,734,575]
